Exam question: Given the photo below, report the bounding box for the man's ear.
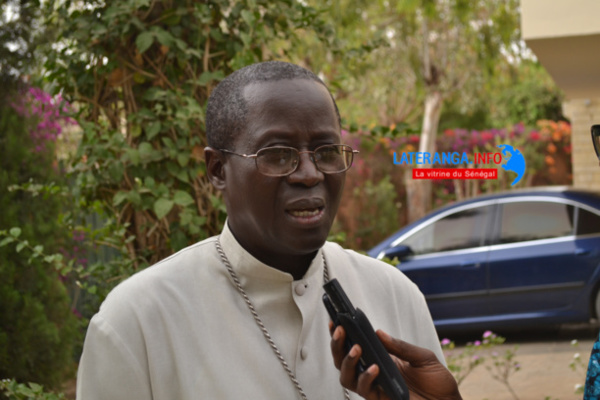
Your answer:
[205,147,226,190]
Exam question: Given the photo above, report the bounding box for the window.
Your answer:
[577,208,600,235]
[499,201,574,244]
[402,206,491,255]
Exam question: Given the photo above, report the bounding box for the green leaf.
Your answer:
[16,240,29,253]
[174,38,188,51]
[173,190,195,206]
[9,227,21,238]
[126,148,140,166]
[139,142,156,163]
[16,386,35,397]
[28,382,43,393]
[167,161,189,183]
[146,121,161,140]
[33,245,44,254]
[179,210,193,225]
[136,31,154,54]
[144,176,156,188]
[127,190,142,206]
[240,32,251,47]
[241,10,255,26]
[131,124,142,137]
[0,237,14,247]
[154,198,174,219]
[154,28,174,47]
[161,137,175,149]
[197,70,224,86]
[177,153,189,167]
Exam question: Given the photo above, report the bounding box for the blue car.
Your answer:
[368,187,600,332]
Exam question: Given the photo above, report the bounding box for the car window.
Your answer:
[577,208,600,235]
[499,201,574,244]
[402,206,491,255]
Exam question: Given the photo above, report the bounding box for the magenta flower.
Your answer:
[441,338,451,346]
[10,86,77,152]
[529,131,541,141]
[483,330,493,338]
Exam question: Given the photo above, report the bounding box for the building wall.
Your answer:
[563,98,600,191]
[521,0,600,192]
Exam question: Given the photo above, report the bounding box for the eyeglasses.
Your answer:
[220,144,359,177]
[592,125,600,160]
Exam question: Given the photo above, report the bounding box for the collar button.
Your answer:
[295,282,307,296]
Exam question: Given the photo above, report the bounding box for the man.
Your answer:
[77,61,458,399]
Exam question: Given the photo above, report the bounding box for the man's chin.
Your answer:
[281,234,329,257]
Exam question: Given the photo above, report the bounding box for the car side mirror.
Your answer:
[383,244,413,261]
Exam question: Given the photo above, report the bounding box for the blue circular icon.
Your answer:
[497,144,526,186]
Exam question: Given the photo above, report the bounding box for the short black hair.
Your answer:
[205,61,341,150]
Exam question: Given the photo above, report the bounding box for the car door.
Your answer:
[486,198,595,321]
[385,203,495,325]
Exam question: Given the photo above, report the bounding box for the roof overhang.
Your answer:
[521,0,600,99]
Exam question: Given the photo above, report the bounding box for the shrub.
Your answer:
[0,101,79,388]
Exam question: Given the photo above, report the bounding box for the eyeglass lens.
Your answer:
[256,145,353,176]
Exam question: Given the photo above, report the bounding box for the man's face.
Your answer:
[222,79,345,267]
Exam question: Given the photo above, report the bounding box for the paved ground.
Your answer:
[447,324,598,400]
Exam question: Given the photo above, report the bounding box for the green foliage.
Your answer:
[0,379,66,400]
[485,340,521,400]
[352,176,400,248]
[0,104,78,388]
[442,331,520,391]
[492,61,565,127]
[38,0,334,294]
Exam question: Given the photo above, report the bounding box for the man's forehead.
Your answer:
[242,78,326,103]
[233,78,339,147]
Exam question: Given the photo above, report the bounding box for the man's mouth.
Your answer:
[288,207,324,218]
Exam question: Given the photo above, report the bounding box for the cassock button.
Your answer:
[301,346,308,360]
[295,283,307,296]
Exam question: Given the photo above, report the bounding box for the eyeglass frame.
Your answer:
[592,125,600,161]
[219,144,359,177]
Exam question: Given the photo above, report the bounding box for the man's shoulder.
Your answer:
[323,241,400,270]
[323,241,415,287]
[98,236,218,314]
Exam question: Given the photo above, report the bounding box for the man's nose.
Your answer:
[286,152,324,186]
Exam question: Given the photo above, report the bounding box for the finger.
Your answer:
[330,326,346,370]
[355,363,381,399]
[339,344,362,390]
[376,330,438,367]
